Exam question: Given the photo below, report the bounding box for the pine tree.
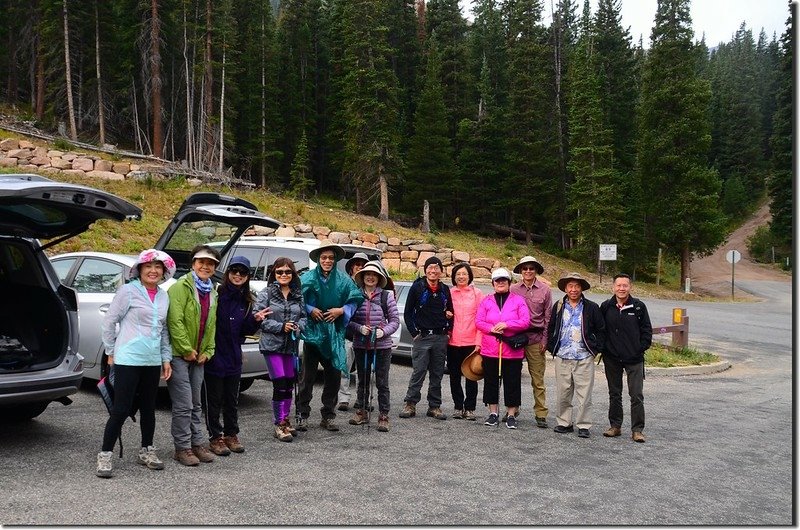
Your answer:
[637,0,726,288]
[289,129,313,199]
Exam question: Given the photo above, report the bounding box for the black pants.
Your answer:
[604,355,645,432]
[297,342,341,420]
[101,364,161,452]
[481,357,522,408]
[204,372,241,439]
[353,348,391,414]
[447,345,478,411]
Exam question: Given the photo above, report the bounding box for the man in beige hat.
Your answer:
[510,256,552,428]
[546,272,605,439]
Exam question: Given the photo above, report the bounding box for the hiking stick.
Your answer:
[291,329,301,428]
[497,340,503,428]
[365,327,378,433]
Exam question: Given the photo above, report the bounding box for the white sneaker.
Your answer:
[96,451,113,478]
[138,446,165,470]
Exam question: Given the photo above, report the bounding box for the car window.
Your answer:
[51,258,76,283]
[72,258,125,293]
[263,248,311,280]
[222,245,268,280]
[165,221,241,255]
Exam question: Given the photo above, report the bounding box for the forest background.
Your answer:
[0,0,793,284]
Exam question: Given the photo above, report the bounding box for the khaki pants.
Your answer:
[524,343,548,418]
[554,356,595,430]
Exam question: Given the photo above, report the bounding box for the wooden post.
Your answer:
[422,200,430,233]
[656,247,662,286]
[671,308,688,349]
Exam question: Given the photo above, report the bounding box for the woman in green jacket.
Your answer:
[167,245,220,467]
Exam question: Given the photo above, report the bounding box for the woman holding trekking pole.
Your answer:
[475,268,530,429]
[254,257,307,442]
[346,261,400,432]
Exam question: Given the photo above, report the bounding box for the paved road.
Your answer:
[0,281,793,525]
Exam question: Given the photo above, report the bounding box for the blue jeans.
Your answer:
[403,334,448,409]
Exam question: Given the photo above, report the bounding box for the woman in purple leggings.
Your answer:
[253,257,307,442]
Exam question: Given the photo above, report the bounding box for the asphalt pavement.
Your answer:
[0,279,793,525]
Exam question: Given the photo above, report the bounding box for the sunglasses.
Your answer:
[520,266,537,271]
[228,268,250,276]
[274,269,293,276]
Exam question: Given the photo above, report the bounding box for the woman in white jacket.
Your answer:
[95,249,175,478]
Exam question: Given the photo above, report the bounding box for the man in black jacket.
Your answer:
[547,272,605,439]
[399,256,454,420]
[600,273,652,443]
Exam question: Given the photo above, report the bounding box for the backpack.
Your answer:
[417,282,448,311]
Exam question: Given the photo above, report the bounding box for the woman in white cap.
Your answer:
[96,249,176,478]
[167,244,222,466]
[475,268,531,428]
[346,261,400,432]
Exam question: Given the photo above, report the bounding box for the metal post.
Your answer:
[731,258,735,300]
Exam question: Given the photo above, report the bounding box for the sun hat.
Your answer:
[345,252,370,276]
[309,240,346,264]
[354,261,387,289]
[192,248,220,263]
[129,249,176,281]
[451,262,474,285]
[557,271,591,292]
[491,267,512,282]
[513,255,544,275]
[227,255,251,272]
[461,350,484,382]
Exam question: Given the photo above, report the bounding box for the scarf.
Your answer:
[192,271,213,294]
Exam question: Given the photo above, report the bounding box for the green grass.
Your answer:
[644,342,720,367]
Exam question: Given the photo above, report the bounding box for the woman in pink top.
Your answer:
[447,263,484,420]
[475,268,531,429]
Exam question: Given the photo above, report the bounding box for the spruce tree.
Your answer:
[637,0,726,287]
[289,130,313,199]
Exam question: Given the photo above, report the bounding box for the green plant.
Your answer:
[52,138,74,151]
[644,343,719,367]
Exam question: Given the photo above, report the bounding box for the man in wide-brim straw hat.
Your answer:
[297,241,364,432]
[546,272,605,440]
[509,256,552,428]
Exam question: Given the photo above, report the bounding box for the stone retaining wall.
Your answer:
[0,136,500,278]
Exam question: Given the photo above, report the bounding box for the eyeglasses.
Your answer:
[228,268,249,277]
[319,256,335,261]
[274,269,293,276]
[520,266,536,271]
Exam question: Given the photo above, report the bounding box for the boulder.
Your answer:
[86,170,124,181]
[187,177,203,186]
[351,240,362,246]
[471,257,495,269]
[399,261,417,274]
[435,251,452,266]
[472,267,492,279]
[360,241,377,248]
[47,150,65,158]
[296,232,316,239]
[50,158,72,169]
[383,251,401,259]
[275,226,296,237]
[32,146,49,158]
[294,223,313,233]
[30,156,51,166]
[387,237,401,246]
[18,140,35,149]
[72,158,94,171]
[381,258,401,272]
[130,164,140,171]
[61,169,88,177]
[7,149,32,159]
[0,157,18,167]
[251,225,275,236]
[359,232,380,244]
[401,239,422,246]
[386,245,407,252]
[94,159,114,172]
[62,153,76,162]
[400,250,419,261]
[409,243,437,252]
[113,162,130,174]
[376,242,388,251]
[312,226,331,236]
[0,138,19,150]
[452,250,470,263]
[378,234,388,243]
[328,231,350,244]
[416,251,435,268]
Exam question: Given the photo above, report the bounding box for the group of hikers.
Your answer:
[95,241,653,479]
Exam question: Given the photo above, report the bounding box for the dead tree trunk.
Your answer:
[94,1,105,145]
[182,1,194,168]
[202,0,214,168]
[150,0,163,158]
[260,8,266,187]
[218,40,225,173]
[379,172,389,221]
[62,0,77,140]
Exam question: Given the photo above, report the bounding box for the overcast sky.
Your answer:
[458,0,791,47]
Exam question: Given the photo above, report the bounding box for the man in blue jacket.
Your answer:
[600,273,652,443]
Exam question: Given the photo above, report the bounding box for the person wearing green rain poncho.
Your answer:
[295,242,364,432]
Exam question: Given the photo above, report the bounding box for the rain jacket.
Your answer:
[101,279,171,366]
[300,267,364,372]
[449,285,484,347]
[475,293,531,360]
[167,272,218,360]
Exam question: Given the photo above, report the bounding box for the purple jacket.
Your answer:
[206,284,260,377]
[347,287,400,351]
[475,292,531,360]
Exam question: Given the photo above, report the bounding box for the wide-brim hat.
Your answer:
[513,255,544,274]
[129,249,176,282]
[354,261,387,289]
[309,240,346,264]
[345,252,370,275]
[557,271,591,292]
[461,350,484,382]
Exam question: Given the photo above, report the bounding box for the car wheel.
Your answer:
[238,379,254,393]
[0,402,49,422]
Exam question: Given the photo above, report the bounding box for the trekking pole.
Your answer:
[365,327,377,433]
[497,340,503,428]
[291,328,301,429]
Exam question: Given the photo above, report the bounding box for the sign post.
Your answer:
[598,244,617,286]
[725,249,741,299]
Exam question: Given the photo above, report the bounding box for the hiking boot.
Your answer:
[283,420,298,436]
[426,407,446,420]
[137,446,165,470]
[349,409,368,425]
[553,424,574,433]
[535,416,548,429]
[377,414,390,432]
[464,410,476,421]
[274,424,293,442]
[632,431,646,443]
[484,413,499,426]
[320,418,340,431]
[191,444,215,463]
[398,402,416,418]
[223,435,245,453]
[452,409,464,419]
[578,428,590,438]
[173,448,200,467]
[506,415,518,429]
[209,437,231,456]
[296,417,308,432]
[337,401,350,412]
[603,426,622,438]
[96,451,113,478]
